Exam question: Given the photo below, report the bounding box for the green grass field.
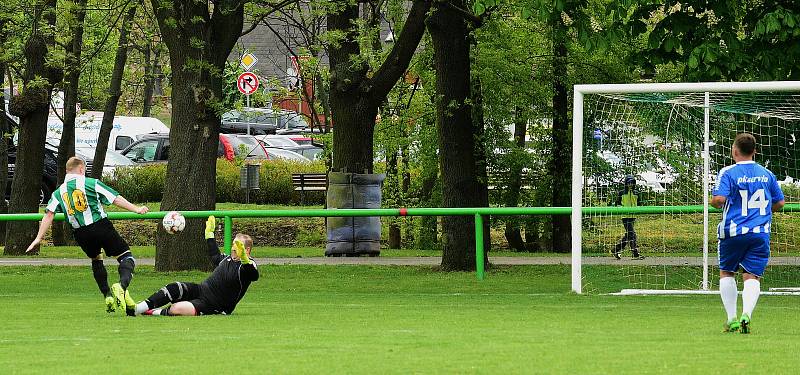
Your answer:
[1,265,799,374]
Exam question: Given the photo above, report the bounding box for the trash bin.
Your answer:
[325,172,385,256]
[240,164,260,203]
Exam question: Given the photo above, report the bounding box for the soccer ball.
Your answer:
[162,211,186,234]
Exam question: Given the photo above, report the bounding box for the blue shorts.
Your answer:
[718,233,770,277]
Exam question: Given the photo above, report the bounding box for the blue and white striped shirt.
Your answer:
[712,161,784,240]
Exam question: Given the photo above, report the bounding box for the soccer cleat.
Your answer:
[611,249,622,260]
[724,318,740,333]
[105,296,116,313]
[632,254,645,260]
[111,283,126,313]
[124,290,137,317]
[739,314,751,334]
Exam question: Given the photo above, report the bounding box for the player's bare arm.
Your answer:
[772,199,785,212]
[26,211,56,253]
[113,196,149,214]
[710,195,726,209]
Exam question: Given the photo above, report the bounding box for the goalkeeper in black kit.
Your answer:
[127,216,259,316]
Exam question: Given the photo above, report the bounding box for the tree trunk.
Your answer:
[550,22,571,253]
[53,0,88,246]
[141,43,154,117]
[325,0,429,254]
[427,1,488,271]
[151,0,243,270]
[92,2,137,179]
[0,63,9,244]
[387,150,400,249]
[401,143,412,244]
[5,0,60,254]
[524,218,542,252]
[470,66,491,255]
[504,111,527,251]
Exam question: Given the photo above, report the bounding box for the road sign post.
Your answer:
[237,72,259,135]
[238,53,259,135]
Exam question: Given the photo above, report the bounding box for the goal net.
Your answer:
[571,82,800,294]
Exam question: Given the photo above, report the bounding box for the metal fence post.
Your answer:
[475,213,485,280]
[224,216,233,255]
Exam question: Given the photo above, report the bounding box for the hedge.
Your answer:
[106,159,327,204]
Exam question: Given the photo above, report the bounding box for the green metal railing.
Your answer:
[4,204,799,280]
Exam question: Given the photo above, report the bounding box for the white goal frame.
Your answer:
[571,81,800,294]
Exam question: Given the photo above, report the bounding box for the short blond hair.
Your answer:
[66,156,86,172]
[235,233,253,249]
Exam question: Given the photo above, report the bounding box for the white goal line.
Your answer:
[610,289,800,296]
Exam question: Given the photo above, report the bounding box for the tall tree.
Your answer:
[52,0,89,245]
[549,7,571,253]
[326,0,430,174]
[150,0,245,270]
[426,0,490,270]
[5,0,61,254]
[92,2,138,179]
[0,3,18,245]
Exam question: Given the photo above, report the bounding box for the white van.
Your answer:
[46,111,169,151]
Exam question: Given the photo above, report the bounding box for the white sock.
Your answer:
[719,277,738,321]
[742,278,761,317]
[135,301,150,315]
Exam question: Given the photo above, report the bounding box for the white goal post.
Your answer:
[571,81,800,294]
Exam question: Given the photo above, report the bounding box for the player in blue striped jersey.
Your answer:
[711,133,785,333]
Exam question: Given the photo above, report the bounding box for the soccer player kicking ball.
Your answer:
[711,133,784,334]
[127,216,259,316]
[26,157,149,313]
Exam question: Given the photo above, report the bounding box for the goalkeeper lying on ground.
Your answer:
[124,216,259,316]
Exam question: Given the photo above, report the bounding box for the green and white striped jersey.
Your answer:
[45,173,120,229]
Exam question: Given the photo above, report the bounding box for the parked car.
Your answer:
[274,110,310,132]
[122,133,270,163]
[255,135,300,148]
[225,134,270,159]
[45,113,170,151]
[75,146,135,177]
[221,108,278,135]
[6,143,58,204]
[263,147,311,162]
[255,135,324,161]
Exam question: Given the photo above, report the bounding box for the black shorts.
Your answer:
[73,218,130,259]
[188,298,226,315]
[174,282,225,315]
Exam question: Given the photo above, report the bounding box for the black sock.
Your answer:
[117,255,135,290]
[91,259,110,297]
[145,282,186,308]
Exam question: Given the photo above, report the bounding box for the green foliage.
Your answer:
[106,163,168,203]
[106,160,327,204]
[623,0,800,81]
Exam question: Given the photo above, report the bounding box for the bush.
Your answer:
[108,164,167,203]
[106,159,327,204]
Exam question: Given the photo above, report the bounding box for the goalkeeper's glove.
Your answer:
[205,216,216,239]
[233,239,251,264]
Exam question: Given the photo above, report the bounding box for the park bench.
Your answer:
[292,173,327,205]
